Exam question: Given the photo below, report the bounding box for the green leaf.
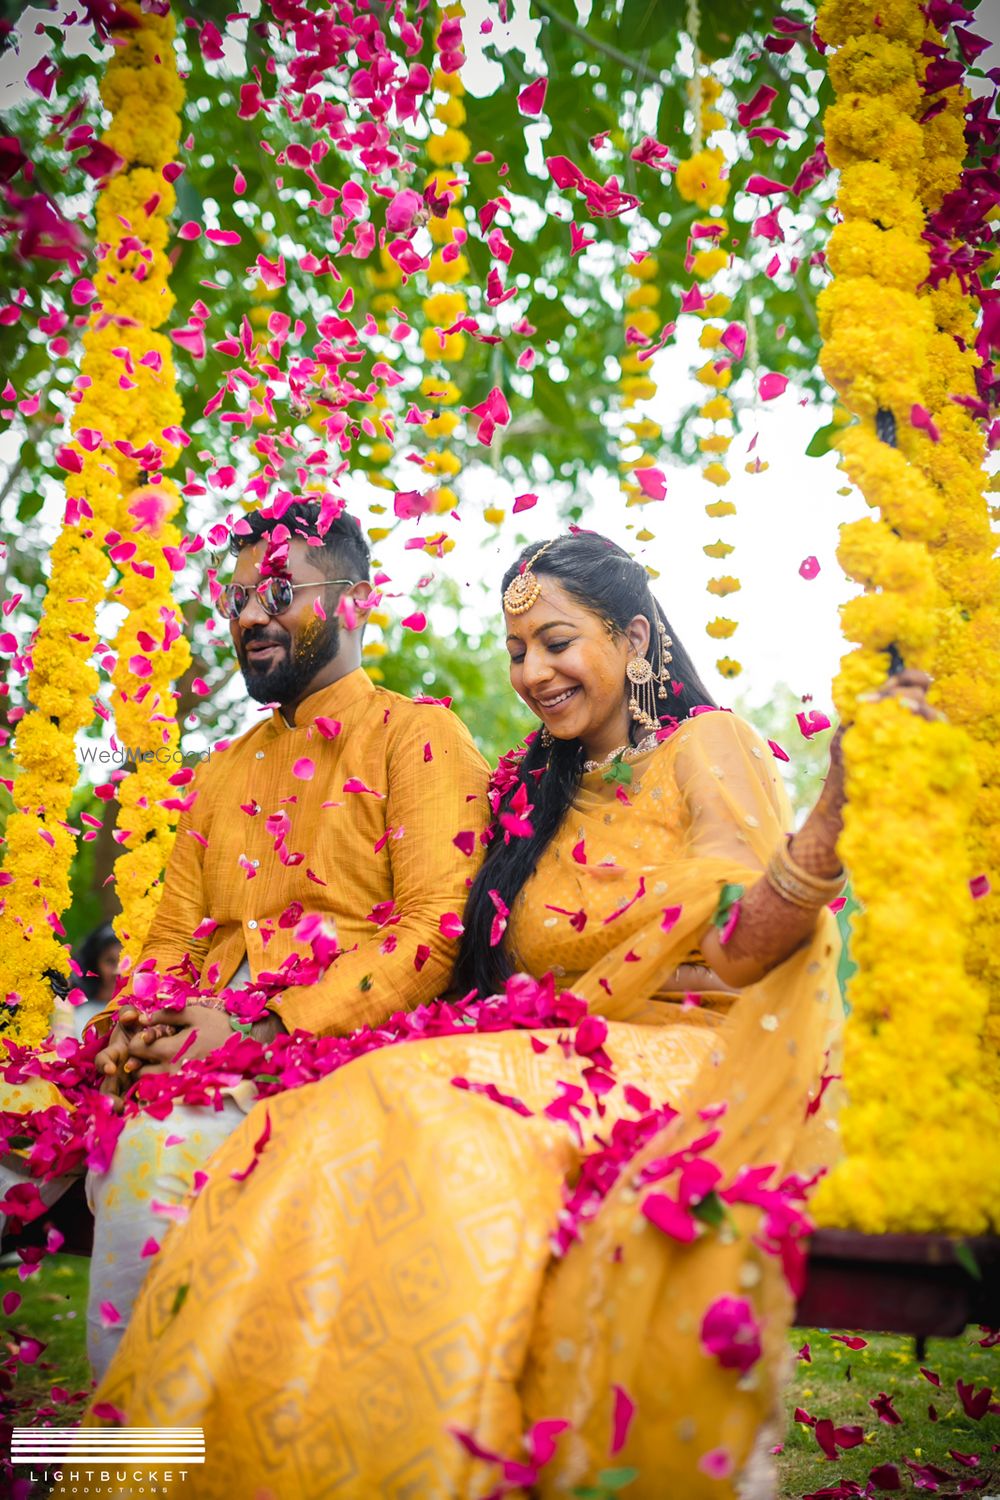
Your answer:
[691,1189,726,1228]
[602,753,634,786]
[954,1239,982,1282]
[170,1283,190,1318]
[712,882,744,929]
[595,1468,639,1491]
[805,421,838,459]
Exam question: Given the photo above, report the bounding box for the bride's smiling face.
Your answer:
[504,577,650,763]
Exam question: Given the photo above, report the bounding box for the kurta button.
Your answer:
[255,751,265,760]
[247,920,258,930]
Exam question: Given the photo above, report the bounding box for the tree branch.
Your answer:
[532,0,670,91]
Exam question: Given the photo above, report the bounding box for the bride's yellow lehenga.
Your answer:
[79,711,843,1499]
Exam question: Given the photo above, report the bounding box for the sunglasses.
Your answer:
[218,577,355,621]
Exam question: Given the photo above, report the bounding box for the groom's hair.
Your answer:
[230,500,371,583]
[455,530,717,998]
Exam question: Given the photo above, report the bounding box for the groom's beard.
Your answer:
[237,615,341,704]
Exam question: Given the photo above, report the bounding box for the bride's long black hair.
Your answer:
[455,531,717,998]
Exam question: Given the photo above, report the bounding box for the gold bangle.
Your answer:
[765,842,845,910]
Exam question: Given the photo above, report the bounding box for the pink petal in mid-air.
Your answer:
[517,78,548,116]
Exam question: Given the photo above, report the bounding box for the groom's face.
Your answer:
[229,539,344,705]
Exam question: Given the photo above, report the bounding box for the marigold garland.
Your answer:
[0,3,192,1044]
[0,3,188,1045]
[98,6,190,965]
[906,49,1000,1088]
[812,0,998,1233]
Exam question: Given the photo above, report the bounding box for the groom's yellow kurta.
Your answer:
[94,667,490,1037]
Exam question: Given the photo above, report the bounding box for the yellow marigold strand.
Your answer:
[812,0,998,1234]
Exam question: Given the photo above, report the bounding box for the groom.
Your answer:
[79,501,489,1376]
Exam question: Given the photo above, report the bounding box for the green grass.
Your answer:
[781,1326,1000,1496]
[2,1256,93,1426]
[3,1258,999,1497]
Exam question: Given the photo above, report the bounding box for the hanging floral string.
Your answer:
[415,6,470,530]
[907,10,1000,1089]
[0,1,188,1046]
[100,4,191,964]
[674,41,742,682]
[811,0,998,1235]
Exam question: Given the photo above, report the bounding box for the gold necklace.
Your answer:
[582,733,658,774]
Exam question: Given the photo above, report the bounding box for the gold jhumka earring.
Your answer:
[626,619,673,732]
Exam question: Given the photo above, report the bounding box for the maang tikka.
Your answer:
[502,540,556,616]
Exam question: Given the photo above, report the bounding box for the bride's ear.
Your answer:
[624,613,651,659]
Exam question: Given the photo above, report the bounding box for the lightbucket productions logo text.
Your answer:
[11,1426,204,1495]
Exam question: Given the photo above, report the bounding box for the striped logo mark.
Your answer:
[11,1428,205,1464]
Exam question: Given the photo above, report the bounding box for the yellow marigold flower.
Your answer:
[715,656,742,678]
[423,448,462,477]
[370,473,395,491]
[700,292,732,319]
[420,327,466,362]
[421,376,461,405]
[699,433,731,454]
[636,528,655,542]
[706,499,737,517]
[433,66,464,96]
[619,353,649,376]
[432,485,458,514]
[424,411,460,439]
[623,256,659,282]
[428,206,465,245]
[695,361,731,392]
[435,96,466,127]
[369,441,393,465]
[836,161,924,235]
[484,506,505,525]
[703,539,734,559]
[700,76,723,103]
[427,128,471,166]
[625,285,660,309]
[692,247,728,280]
[625,417,662,442]
[429,250,469,285]
[363,640,388,658]
[707,575,740,597]
[699,325,723,349]
[827,220,929,292]
[625,308,658,336]
[702,464,731,488]
[675,148,729,210]
[817,0,925,49]
[423,290,467,325]
[620,375,657,403]
[368,525,392,541]
[706,617,737,639]
[825,94,922,174]
[700,395,733,421]
[367,608,390,629]
[827,33,917,96]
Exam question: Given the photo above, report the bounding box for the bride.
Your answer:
[80,530,934,1498]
